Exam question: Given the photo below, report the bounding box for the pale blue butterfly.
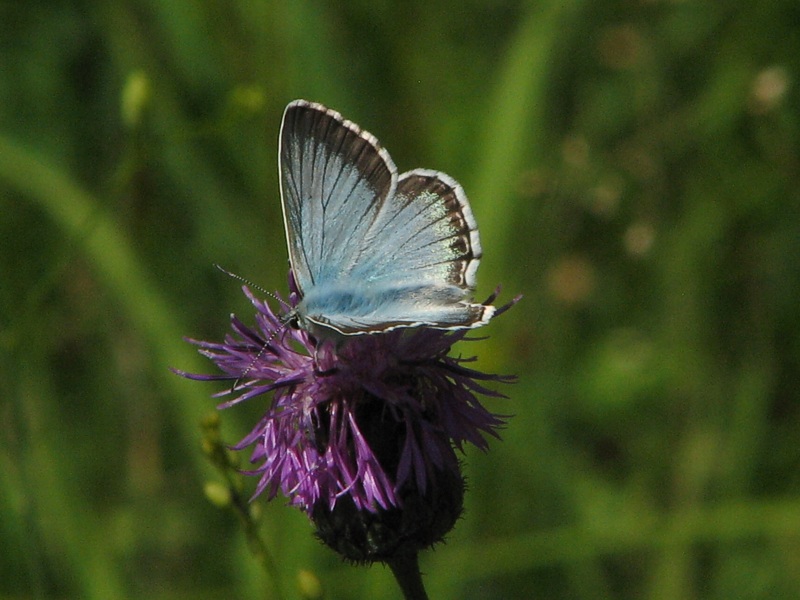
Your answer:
[279,100,495,337]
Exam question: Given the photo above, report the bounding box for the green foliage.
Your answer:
[1,1,799,598]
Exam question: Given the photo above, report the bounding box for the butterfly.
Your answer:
[279,99,495,338]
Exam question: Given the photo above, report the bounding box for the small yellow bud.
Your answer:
[121,70,150,128]
[204,482,232,508]
[229,85,265,114]
[296,569,323,599]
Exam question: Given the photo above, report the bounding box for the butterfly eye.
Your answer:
[283,311,301,330]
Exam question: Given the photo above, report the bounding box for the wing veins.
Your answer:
[392,229,478,262]
[366,204,473,267]
[328,141,390,269]
[284,128,318,288]
[351,190,439,266]
[369,188,438,242]
[318,112,344,212]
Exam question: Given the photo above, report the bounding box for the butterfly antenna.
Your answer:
[213,264,296,392]
[214,264,292,310]
[230,325,284,392]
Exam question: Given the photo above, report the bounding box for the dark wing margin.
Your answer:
[352,168,483,292]
[393,169,482,289]
[278,100,397,293]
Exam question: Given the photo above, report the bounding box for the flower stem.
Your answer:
[387,553,429,600]
[201,414,285,599]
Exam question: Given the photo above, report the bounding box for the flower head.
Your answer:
[178,274,517,561]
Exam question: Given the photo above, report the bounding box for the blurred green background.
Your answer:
[2,1,799,598]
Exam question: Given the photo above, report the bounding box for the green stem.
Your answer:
[202,416,285,600]
[229,488,284,600]
[387,553,429,600]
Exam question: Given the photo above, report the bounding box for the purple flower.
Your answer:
[177,274,517,561]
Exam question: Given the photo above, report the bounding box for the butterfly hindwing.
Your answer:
[353,169,482,291]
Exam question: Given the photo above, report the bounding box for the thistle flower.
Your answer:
[177,274,517,563]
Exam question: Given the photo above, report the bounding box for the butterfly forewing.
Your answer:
[279,100,397,294]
